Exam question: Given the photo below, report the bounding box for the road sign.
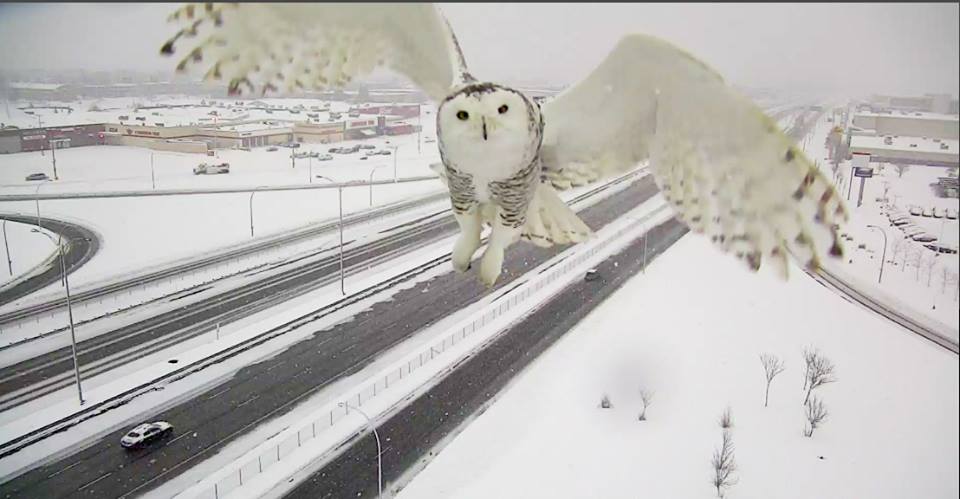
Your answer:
[854,167,874,178]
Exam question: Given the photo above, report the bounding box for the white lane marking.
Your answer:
[47,459,82,478]
[78,472,112,491]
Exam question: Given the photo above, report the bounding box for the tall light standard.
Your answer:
[37,115,44,157]
[308,155,313,184]
[34,179,50,228]
[368,165,385,207]
[390,145,399,182]
[338,401,382,499]
[866,224,887,284]
[49,137,62,180]
[30,228,85,405]
[2,218,12,276]
[316,175,345,295]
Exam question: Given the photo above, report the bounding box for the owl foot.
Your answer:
[479,245,504,288]
[452,232,480,272]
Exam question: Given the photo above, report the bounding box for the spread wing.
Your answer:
[159,3,470,100]
[540,34,847,277]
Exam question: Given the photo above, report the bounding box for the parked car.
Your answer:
[891,219,912,227]
[377,150,392,155]
[912,234,938,243]
[932,207,944,219]
[924,242,958,254]
[947,209,958,220]
[360,144,376,150]
[317,154,334,161]
[921,208,933,217]
[360,156,369,160]
[121,421,173,449]
[266,146,278,152]
[908,206,922,216]
[584,268,600,282]
[901,226,925,237]
[25,172,49,181]
[193,162,230,175]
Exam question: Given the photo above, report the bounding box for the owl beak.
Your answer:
[482,117,487,141]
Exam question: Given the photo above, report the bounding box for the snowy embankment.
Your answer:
[396,234,959,499]
[0,222,58,291]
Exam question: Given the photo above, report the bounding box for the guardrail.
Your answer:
[193,201,672,499]
[0,168,648,466]
[0,175,439,202]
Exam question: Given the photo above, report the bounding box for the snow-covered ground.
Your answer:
[397,233,959,499]
[0,220,55,285]
[0,100,443,300]
[801,113,959,330]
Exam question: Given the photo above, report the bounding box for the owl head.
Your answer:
[437,83,540,158]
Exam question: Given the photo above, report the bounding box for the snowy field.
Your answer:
[397,234,959,499]
[0,100,444,298]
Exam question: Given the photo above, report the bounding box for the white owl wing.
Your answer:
[159,3,470,101]
[539,34,847,276]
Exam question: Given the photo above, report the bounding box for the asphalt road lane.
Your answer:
[0,214,99,307]
[0,176,661,499]
[284,218,689,499]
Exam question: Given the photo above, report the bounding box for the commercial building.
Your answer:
[851,111,959,141]
[849,135,958,168]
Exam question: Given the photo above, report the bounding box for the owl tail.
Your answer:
[521,183,593,248]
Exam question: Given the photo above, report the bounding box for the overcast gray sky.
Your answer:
[0,3,956,97]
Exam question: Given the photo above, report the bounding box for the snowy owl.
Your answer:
[160,3,847,288]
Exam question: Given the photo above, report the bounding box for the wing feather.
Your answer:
[160,3,469,101]
[541,34,847,275]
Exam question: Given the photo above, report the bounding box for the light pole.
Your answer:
[866,224,887,284]
[37,116,44,157]
[249,189,260,238]
[391,145,399,182]
[368,165,385,207]
[338,401,382,499]
[308,155,313,184]
[150,152,157,190]
[49,137,60,180]
[316,175,345,295]
[30,228,85,406]
[2,218,12,276]
[34,179,49,228]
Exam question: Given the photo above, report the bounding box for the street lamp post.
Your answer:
[34,179,49,228]
[391,145,399,182]
[866,224,887,284]
[317,175,346,295]
[31,228,84,405]
[50,138,60,180]
[338,401,382,499]
[368,165,385,207]
[249,189,258,237]
[150,152,157,190]
[37,116,44,157]
[2,219,12,276]
[308,156,313,184]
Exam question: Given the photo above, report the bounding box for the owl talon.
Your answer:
[479,245,504,288]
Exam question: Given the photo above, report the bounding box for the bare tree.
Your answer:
[600,393,612,409]
[801,347,817,392]
[803,350,837,405]
[759,353,786,407]
[894,164,910,178]
[711,429,738,498]
[638,389,654,421]
[719,406,734,429]
[803,396,829,437]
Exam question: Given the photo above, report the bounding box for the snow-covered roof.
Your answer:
[856,110,959,122]
[851,135,959,156]
[9,82,64,91]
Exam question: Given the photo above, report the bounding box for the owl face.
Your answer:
[438,85,537,150]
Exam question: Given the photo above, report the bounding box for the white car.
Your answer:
[121,421,173,449]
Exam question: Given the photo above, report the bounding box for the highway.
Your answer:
[0,173,663,499]
[0,190,448,321]
[285,218,688,499]
[0,173,638,411]
[0,214,99,307]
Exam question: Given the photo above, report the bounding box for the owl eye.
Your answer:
[498,104,509,114]
[456,110,469,121]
